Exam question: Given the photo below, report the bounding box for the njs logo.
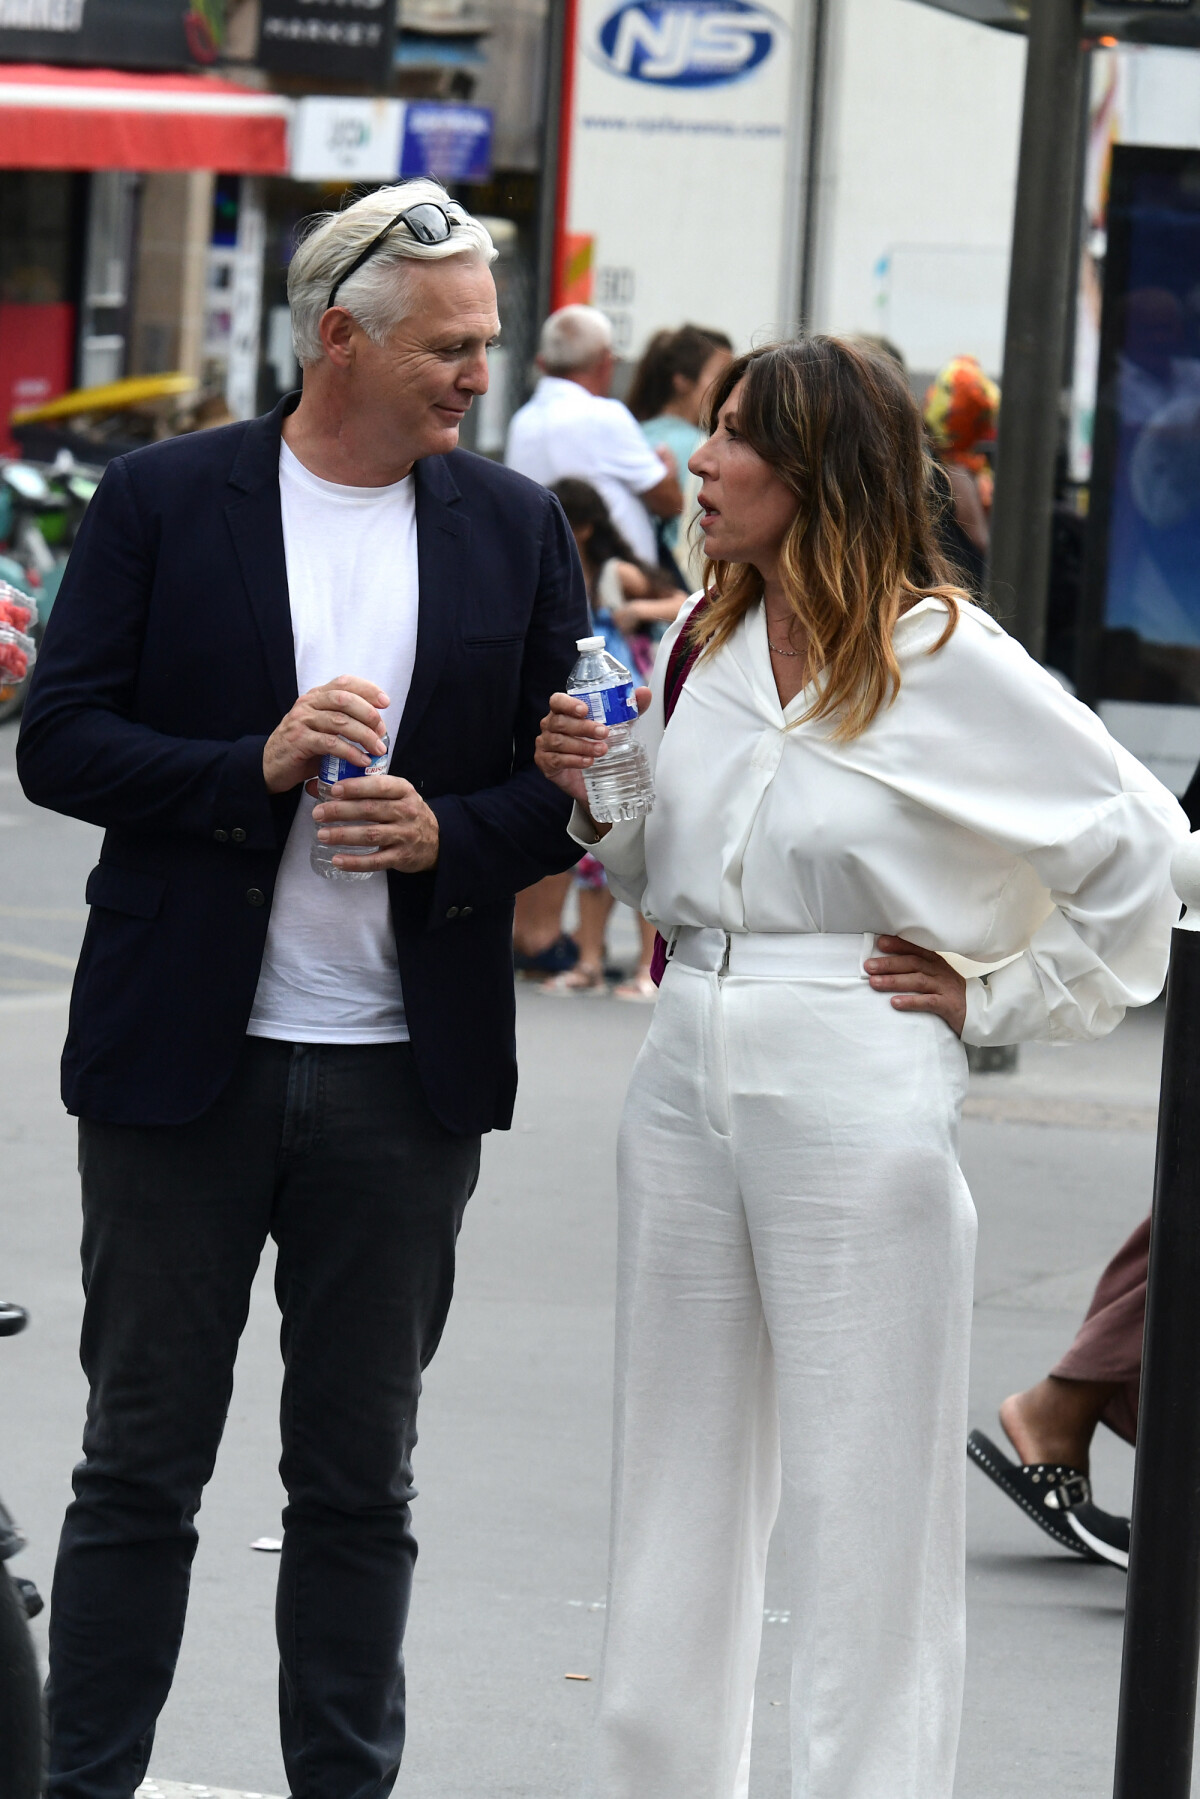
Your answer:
[594,0,782,88]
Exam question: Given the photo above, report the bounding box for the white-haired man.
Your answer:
[18,179,587,1798]
[506,302,682,563]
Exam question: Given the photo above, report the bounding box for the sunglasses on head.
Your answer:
[326,201,462,312]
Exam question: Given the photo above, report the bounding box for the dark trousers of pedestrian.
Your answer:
[1051,1213,1150,1446]
[47,1037,481,1799]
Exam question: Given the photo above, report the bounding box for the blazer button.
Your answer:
[214,828,228,843]
[445,906,459,919]
[246,888,266,907]
[461,905,474,917]
[231,828,247,844]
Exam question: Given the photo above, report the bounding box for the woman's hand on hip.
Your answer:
[535,687,652,811]
[865,936,967,1038]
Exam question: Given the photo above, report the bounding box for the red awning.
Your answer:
[0,64,291,173]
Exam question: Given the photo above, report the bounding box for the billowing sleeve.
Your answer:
[566,597,700,912]
[874,607,1189,1044]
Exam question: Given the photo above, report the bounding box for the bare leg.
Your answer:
[576,885,615,975]
[999,1377,1120,1474]
[635,913,656,977]
[513,872,572,958]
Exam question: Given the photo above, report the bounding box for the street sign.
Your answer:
[400,102,492,184]
[291,97,405,182]
[290,97,493,185]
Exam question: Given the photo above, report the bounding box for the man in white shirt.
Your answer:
[506,303,681,564]
[21,179,587,1799]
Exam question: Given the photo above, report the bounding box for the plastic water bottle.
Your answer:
[567,636,654,824]
[310,732,390,883]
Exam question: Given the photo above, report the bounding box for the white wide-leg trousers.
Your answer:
[588,930,977,1799]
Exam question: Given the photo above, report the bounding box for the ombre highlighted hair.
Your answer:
[691,336,966,740]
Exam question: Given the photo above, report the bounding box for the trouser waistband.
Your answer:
[667,927,876,979]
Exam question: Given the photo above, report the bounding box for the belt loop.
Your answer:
[860,932,876,977]
[719,932,732,977]
[664,926,679,964]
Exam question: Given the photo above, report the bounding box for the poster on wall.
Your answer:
[557,0,810,358]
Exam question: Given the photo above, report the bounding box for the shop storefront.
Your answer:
[0,65,289,450]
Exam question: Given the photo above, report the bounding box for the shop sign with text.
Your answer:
[258,0,394,85]
[0,0,225,68]
[560,0,806,356]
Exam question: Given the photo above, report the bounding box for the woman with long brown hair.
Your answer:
[535,338,1184,1798]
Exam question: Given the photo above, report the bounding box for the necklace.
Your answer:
[767,633,803,658]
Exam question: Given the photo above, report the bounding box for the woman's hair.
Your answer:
[691,336,964,740]
[626,324,732,422]
[552,478,680,597]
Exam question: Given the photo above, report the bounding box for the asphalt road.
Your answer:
[0,713,1186,1796]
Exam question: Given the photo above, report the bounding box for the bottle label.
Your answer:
[319,747,389,784]
[575,682,638,726]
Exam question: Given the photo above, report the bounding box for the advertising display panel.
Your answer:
[1083,143,1200,791]
[558,0,810,356]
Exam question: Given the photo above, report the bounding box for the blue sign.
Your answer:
[593,0,782,88]
[400,103,492,184]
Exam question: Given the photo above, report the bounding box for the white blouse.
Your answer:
[571,595,1190,1045]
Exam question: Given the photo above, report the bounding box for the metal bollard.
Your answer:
[1113,834,1200,1799]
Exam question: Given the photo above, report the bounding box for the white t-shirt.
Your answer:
[246,440,419,1044]
[505,375,665,563]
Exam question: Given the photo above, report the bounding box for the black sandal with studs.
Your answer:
[967,1428,1098,1559]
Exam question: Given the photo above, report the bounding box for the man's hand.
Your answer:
[865,935,967,1037]
[313,774,439,874]
[263,676,390,795]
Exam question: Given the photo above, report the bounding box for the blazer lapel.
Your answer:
[392,454,469,760]
[225,396,298,719]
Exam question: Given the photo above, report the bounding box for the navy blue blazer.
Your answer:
[17,397,588,1134]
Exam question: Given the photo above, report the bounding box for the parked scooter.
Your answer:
[0,1301,43,1799]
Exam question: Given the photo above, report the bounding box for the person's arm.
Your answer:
[602,405,683,520]
[613,596,686,632]
[536,597,702,914]
[945,461,989,553]
[864,610,1189,1045]
[641,467,684,519]
[16,457,280,848]
[389,493,590,929]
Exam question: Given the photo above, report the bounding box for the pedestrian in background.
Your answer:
[506,303,682,563]
[627,324,733,589]
[536,336,1186,1799]
[923,353,999,592]
[17,178,586,1799]
[507,304,682,978]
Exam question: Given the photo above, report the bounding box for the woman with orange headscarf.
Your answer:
[924,353,1000,590]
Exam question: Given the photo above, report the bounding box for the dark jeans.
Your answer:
[48,1037,481,1799]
